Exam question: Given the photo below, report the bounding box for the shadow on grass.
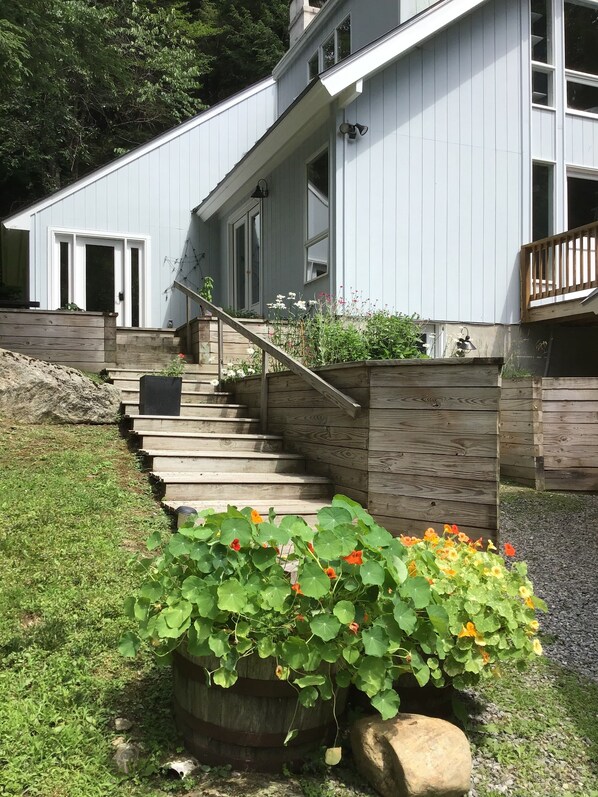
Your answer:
[551,662,598,779]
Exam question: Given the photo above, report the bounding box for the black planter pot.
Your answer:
[139,375,182,416]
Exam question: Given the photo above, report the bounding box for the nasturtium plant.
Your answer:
[120,496,546,720]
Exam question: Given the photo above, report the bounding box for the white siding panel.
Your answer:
[337,0,523,325]
[28,82,276,322]
[565,115,598,168]
[532,108,557,162]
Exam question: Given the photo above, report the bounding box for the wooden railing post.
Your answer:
[217,318,224,385]
[260,350,269,433]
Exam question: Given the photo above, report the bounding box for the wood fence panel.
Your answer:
[499,377,544,489]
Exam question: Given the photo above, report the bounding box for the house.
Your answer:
[3,0,598,374]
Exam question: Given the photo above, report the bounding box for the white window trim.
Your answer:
[227,200,262,312]
[305,145,330,285]
[48,227,150,327]
[306,14,351,80]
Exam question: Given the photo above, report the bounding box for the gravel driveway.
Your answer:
[500,484,598,683]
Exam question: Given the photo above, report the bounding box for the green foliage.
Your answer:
[199,275,214,303]
[123,498,545,720]
[159,353,187,377]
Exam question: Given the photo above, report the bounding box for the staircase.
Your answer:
[108,361,333,524]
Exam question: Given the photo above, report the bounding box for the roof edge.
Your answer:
[3,77,276,231]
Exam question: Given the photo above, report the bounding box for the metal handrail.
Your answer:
[172,280,361,426]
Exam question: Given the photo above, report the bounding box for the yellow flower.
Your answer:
[446,548,459,562]
[486,539,497,551]
[519,586,531,599]
[525,596,534,609]
[490,565,503,578]
[408,561,418,576]
[529,620,539,632]
[458,621,478,638]
[424,528,439,544]
[533,639,543,656]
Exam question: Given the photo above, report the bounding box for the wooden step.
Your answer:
[153,472,332,501]
[162,498,330,525]
[129,415,260,434]
[141,449,305,473]
[107,365,214,379]
[112,377,218,392]
[124,403,254,419]
[120,389,231,405]
[131,430,284,453]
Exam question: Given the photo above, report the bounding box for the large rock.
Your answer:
[0,348,121,423]
[351,713,472,797]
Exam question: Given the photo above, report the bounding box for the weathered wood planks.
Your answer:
[231,359,501,540]
[0,309,117,371]
[500,376,598,491]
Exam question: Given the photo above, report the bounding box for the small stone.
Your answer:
[351,712,472,797]
[114,717,133,731]
[113,739,141,774]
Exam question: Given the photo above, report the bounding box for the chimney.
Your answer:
[289,0,326,47]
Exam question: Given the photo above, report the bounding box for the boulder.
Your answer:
[0,348,121,424]
[351,713,472,797]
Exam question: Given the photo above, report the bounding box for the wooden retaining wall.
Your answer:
[182,318,270,367]
[501,377,598,491]
[0,309,117,371]
[232,359,501,540]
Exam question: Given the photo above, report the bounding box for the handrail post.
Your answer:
[186,296,192,355]
[217,318,224,385]
[260,350,269,433]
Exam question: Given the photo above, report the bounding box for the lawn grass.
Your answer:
[0,420,596,797]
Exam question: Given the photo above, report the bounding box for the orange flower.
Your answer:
[275,665,284,678]
[504,542,516,557]
[307,542,315,554]
[470,537,483,549]
[481,649,490,664]
[348,622,359,635]
[325,567,337,579]
[457,532,470,544]
[400,535,420,547]
[296,614,305,622]
[525,596,534,609]
[251,509,264,524]
[408,561,417,576]
[229,538,241,551]
[427,578,434,585]
[424,528,439,543]
[343,550,363,565]
[291,582,303,594]
[444,524,459,535]
[458,621,478,638]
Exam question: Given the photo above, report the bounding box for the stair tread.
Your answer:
[125,403,248,409]
[153,472,331,484]
[141,449,302,459]
[131,430,281,440]
[127,414,257,422]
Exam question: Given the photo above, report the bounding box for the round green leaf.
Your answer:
[393,600,418,634]
[213,667,238,688]
[362,626,390,658]
[309,614,341,642]
[281,637,309,669]
[217,579,247,613]
[168,534,191,558]
[401,576,431,609]
[342,647,360,664]
[219,517,252,546]
[181,575,204,602]
[298,686,319,708]
[251,546,277,571]
[364,524,393,548]
[118,631,140,658]
[313,529,343,560]
[208,631,230,658]
[316,506,352,530]
[333,600,355,624]
[371,689,401,720]
[261,580,290,610]
[298,562,331,599]
[257,636,276,659]
[427,604,450,635]
[360,560,385,586]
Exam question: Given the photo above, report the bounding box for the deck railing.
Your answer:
[172,280,361,430]
[521,220,598,320]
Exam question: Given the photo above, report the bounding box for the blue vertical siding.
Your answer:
[337,0,524,325]
[29,81,276,325]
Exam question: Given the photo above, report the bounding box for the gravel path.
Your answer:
[499,485,598,683]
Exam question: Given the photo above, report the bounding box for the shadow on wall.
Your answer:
[544,324,598,376]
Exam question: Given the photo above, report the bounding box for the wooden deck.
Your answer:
[521,221,598,324]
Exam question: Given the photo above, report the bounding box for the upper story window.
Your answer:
[307,15,351,80]
[531,0,554,107]
[565,0,598,114]
[305,148,329,283]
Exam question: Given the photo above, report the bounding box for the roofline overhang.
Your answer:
[2,77,276,232]
[195,0,489,222]
[195,80,334,221]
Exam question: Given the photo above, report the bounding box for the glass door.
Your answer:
[230,204,261,314]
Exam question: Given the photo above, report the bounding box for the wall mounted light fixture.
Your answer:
[251,178,269,199]
[456,327,477,355]
[339,122,369,140]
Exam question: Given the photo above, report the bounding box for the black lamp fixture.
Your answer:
[339,121,369,140]
[456,327,477,355]
[251,178,269,199]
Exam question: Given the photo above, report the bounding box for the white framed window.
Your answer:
[49,229,149,327]
[567,168,598,229]
[531,0,555,107]
[228,201,262,314]
[305,147,329,284]
[532,161,555,240]
[564,0,598,115]
[306,15,351,79]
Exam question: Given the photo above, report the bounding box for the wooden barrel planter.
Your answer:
[173,649,347,771]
